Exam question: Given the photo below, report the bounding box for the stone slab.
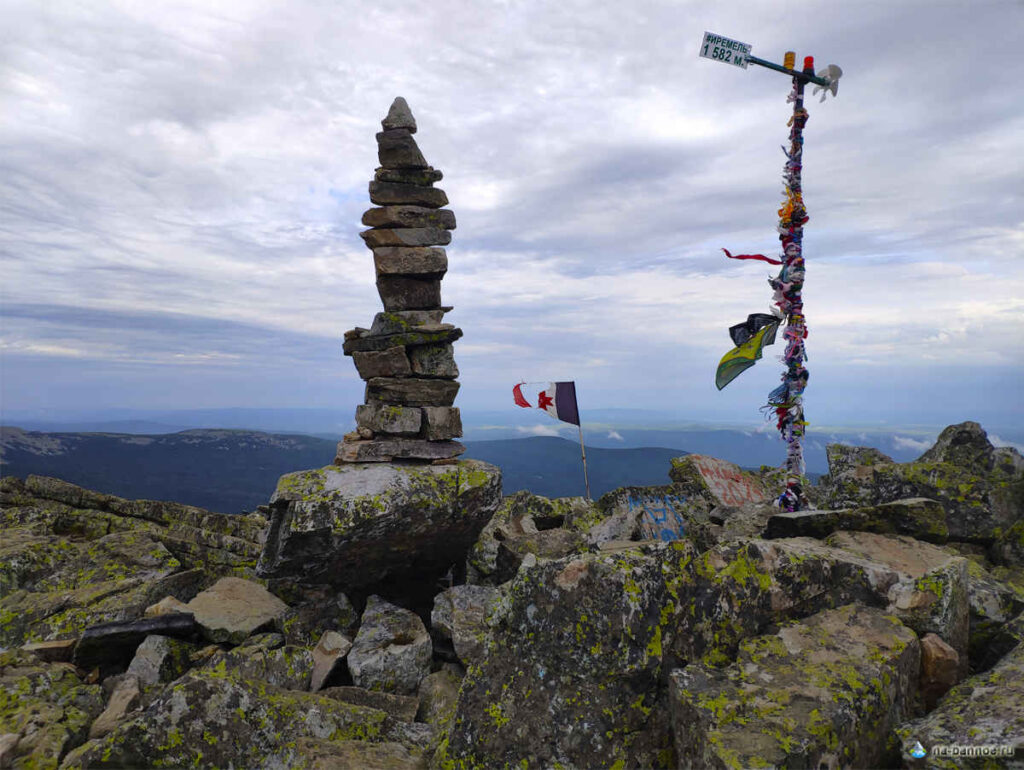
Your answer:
[352,346,411,379]
[185,577,289,645]
[335,438,465,463]
[372,246,448,275]
[375,166,443,185]
[368,309,449,336]
[362,228,451,249]
[409,343,458,378]
[765,497,948,543]
[369,181,448,208]
[343,325,461,355]
[422,406,462,440]
[355,403,423,437]
[376,128,427,169]
[376,275,442,311]
[365,377,459,407]
[381,97,416,133]
[362,206,456,230]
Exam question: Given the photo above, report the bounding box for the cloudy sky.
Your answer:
[2,0,1022,435]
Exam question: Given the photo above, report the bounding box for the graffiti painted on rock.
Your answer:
[689,455,765,506]
[628,493,688,542]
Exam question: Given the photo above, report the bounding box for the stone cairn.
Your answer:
[337,97,465,463]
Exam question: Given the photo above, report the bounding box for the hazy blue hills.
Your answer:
[0,427,337,514]
[461,436,686,499]
[0,427,695,513]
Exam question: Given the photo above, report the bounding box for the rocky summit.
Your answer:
[1,420,1023,768]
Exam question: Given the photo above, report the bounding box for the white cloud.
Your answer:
[990,435,1024,454]
[607,430,624,441]
[516,424,566,438]
[892,435,933,453]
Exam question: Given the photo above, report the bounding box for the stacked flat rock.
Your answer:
[338,97,464,463]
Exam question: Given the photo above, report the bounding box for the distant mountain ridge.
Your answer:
[0,427,703,512]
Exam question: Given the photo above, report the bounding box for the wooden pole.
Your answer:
[577,423,591,501]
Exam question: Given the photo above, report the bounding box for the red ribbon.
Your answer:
[722,248,782,265]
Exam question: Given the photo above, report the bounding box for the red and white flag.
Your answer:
[512,382,580,426]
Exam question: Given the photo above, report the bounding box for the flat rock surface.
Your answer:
[185,577,289,644]
[765,497,949,543]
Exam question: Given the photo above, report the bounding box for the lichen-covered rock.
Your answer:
[956,556,1024,672]
[816,423,1024,544]
[0,649,104,769]
[185,576,289,644]
[766,497,949,543]
[824,531,970,673]
[416,667,461,727]
[2,475,264,575]
[441,547,682,770]
[290,737,427,769]
[430,585,502,667]
[58,667,396,769]
[897,641,1024,768]
[0,476,265,649]
[992,517,1024,568]
[201,640,316,691]
[276,587,359,647]
[348,596,431,695]
[493,529,587,583]
[321,686,419,722]
[445,531,976,770]
[260,461,501,592]
[669,605,920,769]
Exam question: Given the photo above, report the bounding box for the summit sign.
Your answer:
[699,32,751,69]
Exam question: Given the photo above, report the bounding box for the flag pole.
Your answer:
[577,423,591,500]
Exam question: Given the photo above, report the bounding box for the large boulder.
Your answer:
[441,545,681,770]
[669,604,920,769]
[897,640,1024,767]
[816,423,1024,543]
[348,596,432,695]
[258,461,501,592]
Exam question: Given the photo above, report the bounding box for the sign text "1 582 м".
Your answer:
[700,32,751,69]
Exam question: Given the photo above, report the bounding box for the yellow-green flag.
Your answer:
[715,321,779,390]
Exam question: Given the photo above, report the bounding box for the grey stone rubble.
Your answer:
[338,96,465,464]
